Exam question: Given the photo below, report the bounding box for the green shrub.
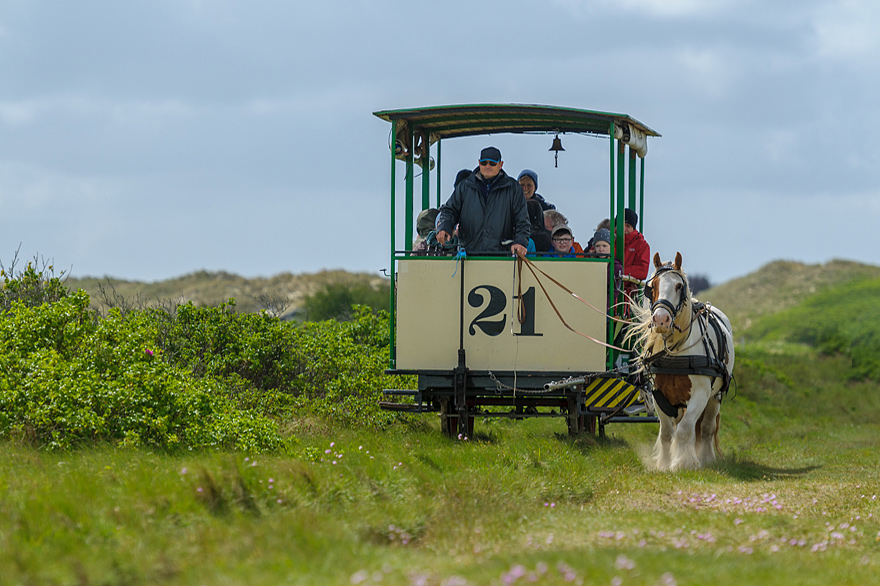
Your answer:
[155,300,410,425]
[0,256,70,311]
[0,262,412,450]
[0,293,283,451]
[301,282,390,321]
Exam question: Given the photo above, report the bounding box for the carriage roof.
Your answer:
[373,103,660,143]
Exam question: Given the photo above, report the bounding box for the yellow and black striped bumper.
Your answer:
[583,377,640,411]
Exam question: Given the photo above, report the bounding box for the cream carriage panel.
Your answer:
[395,258,608,372]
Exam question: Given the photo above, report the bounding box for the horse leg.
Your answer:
[653,412,675,471]
[695,396,721,466]
[669,378,711,471]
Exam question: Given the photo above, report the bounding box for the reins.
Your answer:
[515,252,634,352]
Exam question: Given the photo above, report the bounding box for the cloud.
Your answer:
[0,160,117,210]
[673,46,744,99]
[0,101,36,126]
[810,0,880,60]
[1,0,878,284]
[553,0,746,19]
[0,95,195,128]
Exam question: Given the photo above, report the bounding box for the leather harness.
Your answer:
[642,273,733,418]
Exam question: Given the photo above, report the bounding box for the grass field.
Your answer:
[3,369,879,586]
[3,260,879,585]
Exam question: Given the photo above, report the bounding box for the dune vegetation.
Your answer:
[1,258,879,585]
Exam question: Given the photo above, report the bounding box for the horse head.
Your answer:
[647,251,689,334]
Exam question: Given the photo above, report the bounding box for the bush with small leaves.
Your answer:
[0,263,413,450]
[0,252,71,311]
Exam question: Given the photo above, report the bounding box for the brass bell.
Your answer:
[549,134,565,167]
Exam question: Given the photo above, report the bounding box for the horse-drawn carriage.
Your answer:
[375,104,736,471]
[373,104,665,438]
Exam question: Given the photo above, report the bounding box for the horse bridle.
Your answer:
[646,264,688,322]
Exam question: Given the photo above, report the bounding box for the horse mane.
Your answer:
[625,268,694,370]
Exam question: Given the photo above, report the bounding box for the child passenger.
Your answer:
[591,227,612,255]
[547,225,578,257]
[592,228,622,306]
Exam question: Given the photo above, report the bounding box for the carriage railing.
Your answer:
[394,249,619,259]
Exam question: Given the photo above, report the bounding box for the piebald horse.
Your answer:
[630,252,735,471]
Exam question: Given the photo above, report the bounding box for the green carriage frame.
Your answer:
[374,104,661,436]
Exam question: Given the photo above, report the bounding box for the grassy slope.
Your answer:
[3,261,880,585]
[66,269,387,315]
[698,259,880,334]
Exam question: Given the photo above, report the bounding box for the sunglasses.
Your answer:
[479,159,499,167]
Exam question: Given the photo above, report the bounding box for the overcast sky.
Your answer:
[1,0,878,285]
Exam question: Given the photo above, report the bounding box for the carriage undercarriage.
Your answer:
[381,369,658,438]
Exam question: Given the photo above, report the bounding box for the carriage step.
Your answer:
[603,415,659,424]
[379,401,425,413]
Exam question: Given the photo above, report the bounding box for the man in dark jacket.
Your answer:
[435,146,530,256]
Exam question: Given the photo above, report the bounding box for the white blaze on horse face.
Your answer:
[651,271,681,333]
[652,306,673,332]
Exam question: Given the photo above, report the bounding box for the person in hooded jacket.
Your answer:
[517,169,556,211]
[412,208,439,253]
[436,146,529,256]
[525,199,552,255]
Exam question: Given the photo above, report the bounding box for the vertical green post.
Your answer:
[628,148,637,212]
[609,123,616,246]
[421,131,430,212]
[608,125,614,368]
[639,156,646,232]
[616,137,626,277]
[608,124,621,369]
[389,120,397,369]
[436,139,442,208]
[405,126,414,252]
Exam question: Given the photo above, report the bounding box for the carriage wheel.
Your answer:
[439,397,474,438]
[439,397,455,437]
[586,414,597,435]
[566,395,583,436]
[566,410,598,436]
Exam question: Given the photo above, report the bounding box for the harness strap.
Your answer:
[650,389,684,418]
[644,354,729,378]
[642,303,734,413]
[651,298,679,319]
[699,305,732,397]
